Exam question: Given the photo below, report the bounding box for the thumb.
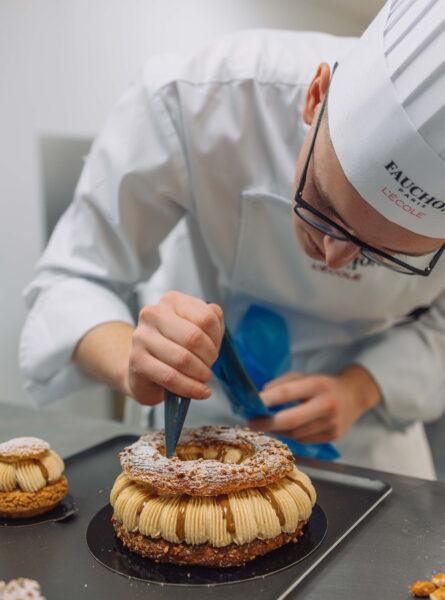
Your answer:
[208,303,225,340]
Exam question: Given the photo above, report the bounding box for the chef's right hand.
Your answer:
[127,291,224,406]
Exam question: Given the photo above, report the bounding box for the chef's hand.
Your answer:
[248,365,382,443]
[127,291,224,406]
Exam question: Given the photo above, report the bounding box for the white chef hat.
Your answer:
[328,0,445,238]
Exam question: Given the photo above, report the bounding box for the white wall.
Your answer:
[0,0,384,414]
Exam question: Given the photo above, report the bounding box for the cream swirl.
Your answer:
[110,466,316,547]
[0,463,16,492]
[15,462,46,492]
[40,451,65,483]
[0,450,65,492]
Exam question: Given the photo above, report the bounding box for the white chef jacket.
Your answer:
[20,29,445,479]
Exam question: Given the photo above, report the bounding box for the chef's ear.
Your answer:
[302,63,331,125]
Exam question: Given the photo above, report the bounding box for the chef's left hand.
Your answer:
[248,365,382,443]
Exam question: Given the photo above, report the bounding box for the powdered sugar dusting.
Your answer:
[120,426,295,496]
[0,437,50,460]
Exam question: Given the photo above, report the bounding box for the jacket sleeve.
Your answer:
[354,291,445,428]
[19,67,193,407]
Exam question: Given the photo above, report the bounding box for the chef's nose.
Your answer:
[322,236,360,269]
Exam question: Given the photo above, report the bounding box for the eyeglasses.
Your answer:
[293,64,445,276]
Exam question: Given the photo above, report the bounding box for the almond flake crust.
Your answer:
[120,426,295,496]
[0,475,68,518]
[112,515,306,567]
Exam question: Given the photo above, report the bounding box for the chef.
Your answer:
[20,0,445,478]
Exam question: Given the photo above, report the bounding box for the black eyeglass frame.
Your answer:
[293,63,445,277]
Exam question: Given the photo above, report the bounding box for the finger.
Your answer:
[260,375,325,408]
[262,372,305,391]
[143,330,213,383]
[249,396,327,432]
[130,352,212,401]
[129,378,164,406]
[159,316,220,366]
[208,302,225,334]
[162,293,224,349]
[279,418,331,441]
[177,301,224,348]
[294,429,337,444]
[139,305,219,366]
[269,427,335,444]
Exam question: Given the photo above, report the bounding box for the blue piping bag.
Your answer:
[212,305,339,461]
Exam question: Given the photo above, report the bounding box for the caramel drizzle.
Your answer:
[175,493,237,540]
[288,478,312,501]
[175,495,189,540]
[216,446,226,461]
[137,488,156,515]
[143,486,290,541]
[258,487,286,526]
[37,461,49,481]
[216,494,236,534]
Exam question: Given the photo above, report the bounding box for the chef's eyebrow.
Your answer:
[311,164,435,258]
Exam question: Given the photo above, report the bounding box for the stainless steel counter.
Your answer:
[1,402,444,599]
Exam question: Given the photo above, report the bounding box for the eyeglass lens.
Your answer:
[295,205,434,273]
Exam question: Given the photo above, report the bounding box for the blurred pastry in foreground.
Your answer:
[110,425,316,567]
[410,575,445,598]
[0,578,46,599]
[0,436,68,519]
[411,581,437,597]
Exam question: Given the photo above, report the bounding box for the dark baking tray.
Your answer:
[0,435,392,599]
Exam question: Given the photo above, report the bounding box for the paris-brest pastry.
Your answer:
[110,426,316,567]
[0,436,68,519]
[0,578,46,600]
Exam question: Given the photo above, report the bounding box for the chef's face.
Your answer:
[292,64,444,271]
